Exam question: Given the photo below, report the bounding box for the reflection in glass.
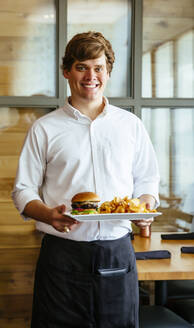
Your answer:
[0,0,56,96]
[155,42,173,97]
[67,0,131,97]
[142,0,194,98]
[142,107,194,230]
[142,52,152,97]
[177,32,194,97]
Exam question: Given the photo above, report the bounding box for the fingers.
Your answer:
[60,222,79,233]
[133,218,153,227]
[63,214,79,224]
[53,205,78,224]
[139,194,155,210]
[53,221,79,233]
[50,205,80,233]
[59,216,79,230]
[133,219,152,224]
[146,203,150,210]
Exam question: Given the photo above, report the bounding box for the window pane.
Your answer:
[177,32,194,97]
[142,52,152,97]
[67,0,131,97]
[155,42,174,97]
[0,0,56,97]
[142,107,194,231]
[0,107,52,224]
[142,0,194,98]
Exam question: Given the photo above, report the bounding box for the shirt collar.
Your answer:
[63,97,109,121]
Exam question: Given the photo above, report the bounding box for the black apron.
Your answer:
[31,233,139,328]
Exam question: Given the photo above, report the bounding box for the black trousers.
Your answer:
[31,233,139,328]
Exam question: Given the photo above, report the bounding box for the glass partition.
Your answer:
[142,107,194,230]
[67,0,131,97]
[142,0,194,98]
[0,0,56,96]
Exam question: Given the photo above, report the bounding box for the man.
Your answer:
[12,31,160,328]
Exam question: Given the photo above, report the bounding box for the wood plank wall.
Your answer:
[0,226,42,328]
[0,108,50,226]
[0,115,42,325]
[0,108,49,327]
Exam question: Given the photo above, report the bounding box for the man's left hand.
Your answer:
[133,194,156,228]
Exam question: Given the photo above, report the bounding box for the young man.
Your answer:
[12,31,160,328]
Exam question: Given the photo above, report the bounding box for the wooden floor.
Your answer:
[0,225,42,328]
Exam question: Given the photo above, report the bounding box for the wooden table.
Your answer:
[132,232,194,304]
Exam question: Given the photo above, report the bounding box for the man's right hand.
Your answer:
[48,204,79,232]
[23,200,79,233]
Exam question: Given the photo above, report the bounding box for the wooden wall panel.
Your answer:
[0,66,13,96]
[0,227,41,327]
[0,177,35,225]
[0,271,34,295]
[0,178,13,201]
[0,225,42,249]
[0,156,18,178]
[0,201,34,225]
[0,108,51,226]
[0,318,30,328]
[0,66,13,84]
[0,294,32,319]
[0,133,25,156]
[0,248,40,272]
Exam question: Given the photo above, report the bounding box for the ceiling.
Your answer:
[143,0,194,52]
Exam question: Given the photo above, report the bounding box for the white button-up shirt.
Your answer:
[12,98,160,241]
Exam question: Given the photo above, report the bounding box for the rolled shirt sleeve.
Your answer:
[12,123,46,219]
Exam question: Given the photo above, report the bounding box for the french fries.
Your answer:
[98,196,157,214]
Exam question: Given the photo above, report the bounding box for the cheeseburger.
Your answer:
[71,192,100,215]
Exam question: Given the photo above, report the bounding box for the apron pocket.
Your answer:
[97,267,127,277]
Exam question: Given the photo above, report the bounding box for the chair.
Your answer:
[165,280,194,325]
[154,280,194,306]
[139,305,192,328]
[167,299,194,326]
[166,280,194,301]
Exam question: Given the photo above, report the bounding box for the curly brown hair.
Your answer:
[62,31,115,74]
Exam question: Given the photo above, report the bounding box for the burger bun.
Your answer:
[72,192,100,203]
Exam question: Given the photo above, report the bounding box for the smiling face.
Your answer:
[63,53,109,105]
